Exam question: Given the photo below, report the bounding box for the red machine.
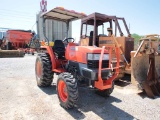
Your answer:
[35,7,120,109]
[6,30,32,48]
[2,30,35,55]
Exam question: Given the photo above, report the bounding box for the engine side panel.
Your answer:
[65,42,87,63]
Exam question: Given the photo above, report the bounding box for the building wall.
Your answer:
[36,12,72,42]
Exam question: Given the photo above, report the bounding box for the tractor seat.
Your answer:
[53,40,65,59]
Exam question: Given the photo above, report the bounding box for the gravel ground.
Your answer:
[0,55,160,120]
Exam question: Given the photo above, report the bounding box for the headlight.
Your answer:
[87,54,109,60]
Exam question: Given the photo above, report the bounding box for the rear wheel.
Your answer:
[35,53,53,87]
[57,72,78,109]
[7,42,12,50]
[96,82,114,97]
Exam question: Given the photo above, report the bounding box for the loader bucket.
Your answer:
[0,50,24,58]
[155,56,160,81]
[132,54,160,98]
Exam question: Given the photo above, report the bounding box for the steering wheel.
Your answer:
[63,37,75,43]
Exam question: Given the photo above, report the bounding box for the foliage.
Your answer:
[131,33,143,49]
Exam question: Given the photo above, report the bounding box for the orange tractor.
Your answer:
[35,7,120,109]
[79,13,134,78]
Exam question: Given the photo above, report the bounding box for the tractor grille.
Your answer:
[87,60,109,69]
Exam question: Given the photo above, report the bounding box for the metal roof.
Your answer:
[81,12,117,24]
[41,7,87,22]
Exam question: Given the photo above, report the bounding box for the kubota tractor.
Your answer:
[79,12,134,79]
[35,7,120,109]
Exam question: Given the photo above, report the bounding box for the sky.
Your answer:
[0,0,160,40]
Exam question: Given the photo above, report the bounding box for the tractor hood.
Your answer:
[65,45,109,64]
[77,46,108,53]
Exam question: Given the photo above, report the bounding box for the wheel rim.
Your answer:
[58,80,68,102]
[36,61,42,78]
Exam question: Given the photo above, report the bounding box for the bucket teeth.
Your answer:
[142,82,155,98]
[143,81,160,98]
[143,54,160,98]
[155,82,160,93]
[150,84,160,96]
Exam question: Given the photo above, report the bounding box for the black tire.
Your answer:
[57,72,78,109]
[7,42,12,50]
[95,82,114,97]
[35,53,53,87]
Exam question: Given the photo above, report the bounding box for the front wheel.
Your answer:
[57,72,78,109]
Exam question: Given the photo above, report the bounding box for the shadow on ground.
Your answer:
[138,91,148,99]
[66,87,136,120]
[39,83,57,95]
[138,91,160,99]
[115,74,131,87]
[114,80,130,87]
[38,75,137,119]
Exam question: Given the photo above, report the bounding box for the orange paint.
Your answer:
[94,47,120,90]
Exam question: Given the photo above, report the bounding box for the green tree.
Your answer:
[131,33,143,49]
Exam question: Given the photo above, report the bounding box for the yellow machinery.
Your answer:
[131,34,160,98]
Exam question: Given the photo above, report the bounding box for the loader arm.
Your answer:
[112,35,129,65]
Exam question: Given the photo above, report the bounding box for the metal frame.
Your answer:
[41,7,86,44]
[80,12,131,46]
